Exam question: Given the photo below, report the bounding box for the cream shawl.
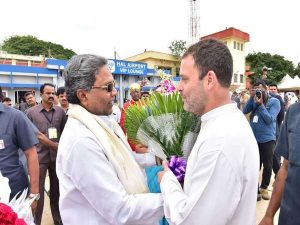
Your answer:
[67,104,148,194]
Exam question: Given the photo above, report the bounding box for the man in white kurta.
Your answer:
[57,54,163,225]
[57,115,163,225]
[158,39,259,225]
[160,104,259,225]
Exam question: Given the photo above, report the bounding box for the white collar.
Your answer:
[97,115,113,130]
[201,103,237,123]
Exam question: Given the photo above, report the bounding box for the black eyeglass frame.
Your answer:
[92,81,115,92]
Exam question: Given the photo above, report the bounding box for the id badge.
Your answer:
[48,127,58,139]
[0,139,5,150]
[253,115,258,123]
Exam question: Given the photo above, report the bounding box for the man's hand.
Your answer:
[157,161,170,184]
[37,132,58,151]
[255,95,264,106]
[258,215,273,225]
[37,132,50,146]
[31,200,38,214]
[135,143,149,154]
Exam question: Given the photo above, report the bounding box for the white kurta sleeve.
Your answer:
[132,152,156,168]
[63,136,164,225]
[160,149,241,225]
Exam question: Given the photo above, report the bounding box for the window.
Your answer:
[1,90,8,98]
[158,67,171,75]
[237,42,240,50]
[240,74,243,83]
[234,73,238,83]
[176,67,180,77]
[234,41,236,49]
[241,44,244,51]
[16,60,29,66]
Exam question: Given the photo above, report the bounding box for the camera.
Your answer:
[255,90,262,99]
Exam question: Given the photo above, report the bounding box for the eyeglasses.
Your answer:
[92,81,115,93]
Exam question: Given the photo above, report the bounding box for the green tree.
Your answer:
[169,40,187,59]
[1,35,76,59]
[292,63,300,77]
[246,52,295,84]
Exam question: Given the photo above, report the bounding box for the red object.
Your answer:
[201,27,250,42]
[0,203,27,225]
[120,99,139,151]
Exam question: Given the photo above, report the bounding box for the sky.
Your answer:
[1,0,299,65]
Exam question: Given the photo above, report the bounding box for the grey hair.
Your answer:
[63,54,108,104]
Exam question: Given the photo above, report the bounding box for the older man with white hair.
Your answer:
[56,54,163,225]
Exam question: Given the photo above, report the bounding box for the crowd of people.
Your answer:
[231,86,299,113]
[0,39,299,225]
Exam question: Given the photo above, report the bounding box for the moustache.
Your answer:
[48,97,54,100]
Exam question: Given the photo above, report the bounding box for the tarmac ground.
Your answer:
[42,172,279,225]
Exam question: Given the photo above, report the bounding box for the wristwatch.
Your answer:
[29,193,40,201]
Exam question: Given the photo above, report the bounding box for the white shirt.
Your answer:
[160,103,259,225]
[109,105,121,124]
[56,116,163,225]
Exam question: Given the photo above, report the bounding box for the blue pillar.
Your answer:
[10,72,13,90]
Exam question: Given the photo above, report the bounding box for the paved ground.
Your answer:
[42,175,279,225]
[42,192,279,225]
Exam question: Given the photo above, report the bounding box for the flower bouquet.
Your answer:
[0,172,36,225]
[125,72,200,225]
[124,91,201,182]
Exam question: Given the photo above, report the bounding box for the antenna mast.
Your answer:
[189,0,200,44]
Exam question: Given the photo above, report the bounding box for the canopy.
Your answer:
[278,74,300,91]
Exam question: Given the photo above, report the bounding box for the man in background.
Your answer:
[27,83,67,225]
[243,79,281,201]
[259,102,300,225]
[0,86,39,212]
[269,83,285,178]
[56,87,69,113]
[141,91,150,99]
[240,89,250,111]
[262,66,268,79]
[120,83,141,151]
[25,91,38,107]
[231,91,240,109]
[2,97,12,106]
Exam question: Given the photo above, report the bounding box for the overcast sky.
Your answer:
[1,0,299,65]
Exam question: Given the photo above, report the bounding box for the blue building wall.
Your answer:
[0,58,178,106]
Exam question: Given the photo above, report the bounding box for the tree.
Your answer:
[292,63,300,77]
[246,52,295,84]
[169,40,187,59]
[1,35,76,60]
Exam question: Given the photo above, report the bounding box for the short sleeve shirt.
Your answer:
[0,103,38,196]
[275,102,300,225]
[26,104,67,163]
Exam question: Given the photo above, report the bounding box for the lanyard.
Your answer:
[42,110,54,125]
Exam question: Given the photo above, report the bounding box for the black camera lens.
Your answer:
[256,90,262,99]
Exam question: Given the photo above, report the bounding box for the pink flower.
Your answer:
[161,80,176,93]
[0,203,27,225]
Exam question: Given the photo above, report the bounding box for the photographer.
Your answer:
[243,79,281,201]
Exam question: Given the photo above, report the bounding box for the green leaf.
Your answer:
[124,92,200,157]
